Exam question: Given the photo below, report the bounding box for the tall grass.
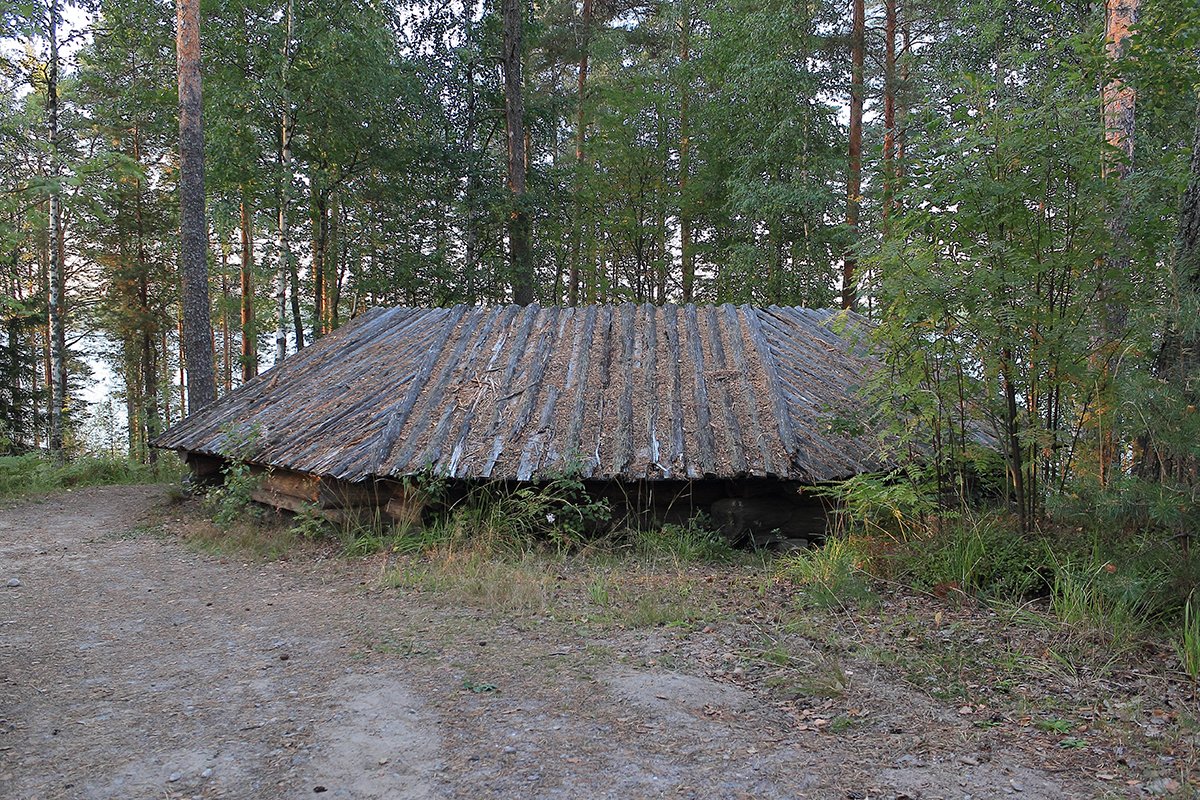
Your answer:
[0,453,183,499]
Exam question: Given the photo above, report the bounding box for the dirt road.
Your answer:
[0,486,1113,799]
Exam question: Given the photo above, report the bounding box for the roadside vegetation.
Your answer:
[0,452,183,500]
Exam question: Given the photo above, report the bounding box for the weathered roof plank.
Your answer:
[154,303,881,483]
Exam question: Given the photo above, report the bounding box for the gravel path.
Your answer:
[0,485,1109,799]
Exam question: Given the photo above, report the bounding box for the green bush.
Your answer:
[894,512,1046,601]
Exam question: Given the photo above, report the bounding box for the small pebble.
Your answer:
[6,578,20,588]
[168,772,181,783]
[201,768,213,779]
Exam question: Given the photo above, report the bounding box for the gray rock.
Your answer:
[6,578,20,588]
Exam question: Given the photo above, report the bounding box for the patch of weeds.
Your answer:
[893,512,1045,601]
[462,679,499,694]
[622,583,714,628]
[1059,737,1088,749]
[587,574,614,609]
[778,536,875,608]
[631,514,734,564]
[827,714,858,734]
[113,522,167,541]
[181,514,304,561]
[290,503,333,541]
[1046,548,1160,647]
[1035,718,1073,734]
[371,637,425,657]
[1175,593,1200,684]
[382,551,554,613]
[792,653,851,698]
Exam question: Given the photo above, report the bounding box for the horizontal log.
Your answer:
[252,467,381,508]
[250,486,377,528]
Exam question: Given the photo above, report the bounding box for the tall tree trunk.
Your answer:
[311,179,327,339]
[289,252,303,349]
[327,191,339,330]
[134,126,159,462]
[176,0,216,411]
[1093,0,1139,483]
[678,0,694,305]
[219,244,232,392]
[462,4,482,304]
[239,191,257,381]
[881,0,897,227]
[842,0,865,311]
[177,312,187,416]
[275,0,294,365]
[46,0,66,458]
[502,0,534,305]
[568,0,592,307]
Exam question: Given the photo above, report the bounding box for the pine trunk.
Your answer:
[275,0,294,365]
[311,180,327,339]
[568,0,592,307]
[881,0,897,227]
[502,0,534,305]
[47,0,66,457]
[842,0,865,311]
[1094,0,1140,483]
[176,0,216,411]
[239,192,257,381]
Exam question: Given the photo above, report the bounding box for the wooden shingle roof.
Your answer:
[155,304,882,483]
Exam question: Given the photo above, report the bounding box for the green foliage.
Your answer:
[393,473,612,558]
[822,469,938,540]
[778,537,875,608]
[288,503,332,542]
[1175,594,1200,683]
[631,513,734,563]
[896,514,1046,601]
[0,453,181,499]
[204,424,266,529]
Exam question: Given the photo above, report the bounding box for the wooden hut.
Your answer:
[154,303,882,545]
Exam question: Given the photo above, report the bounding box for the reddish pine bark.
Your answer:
[176,0,216,410]
[841,0,865,310]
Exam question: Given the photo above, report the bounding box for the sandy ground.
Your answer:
[0,485,1126,799]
